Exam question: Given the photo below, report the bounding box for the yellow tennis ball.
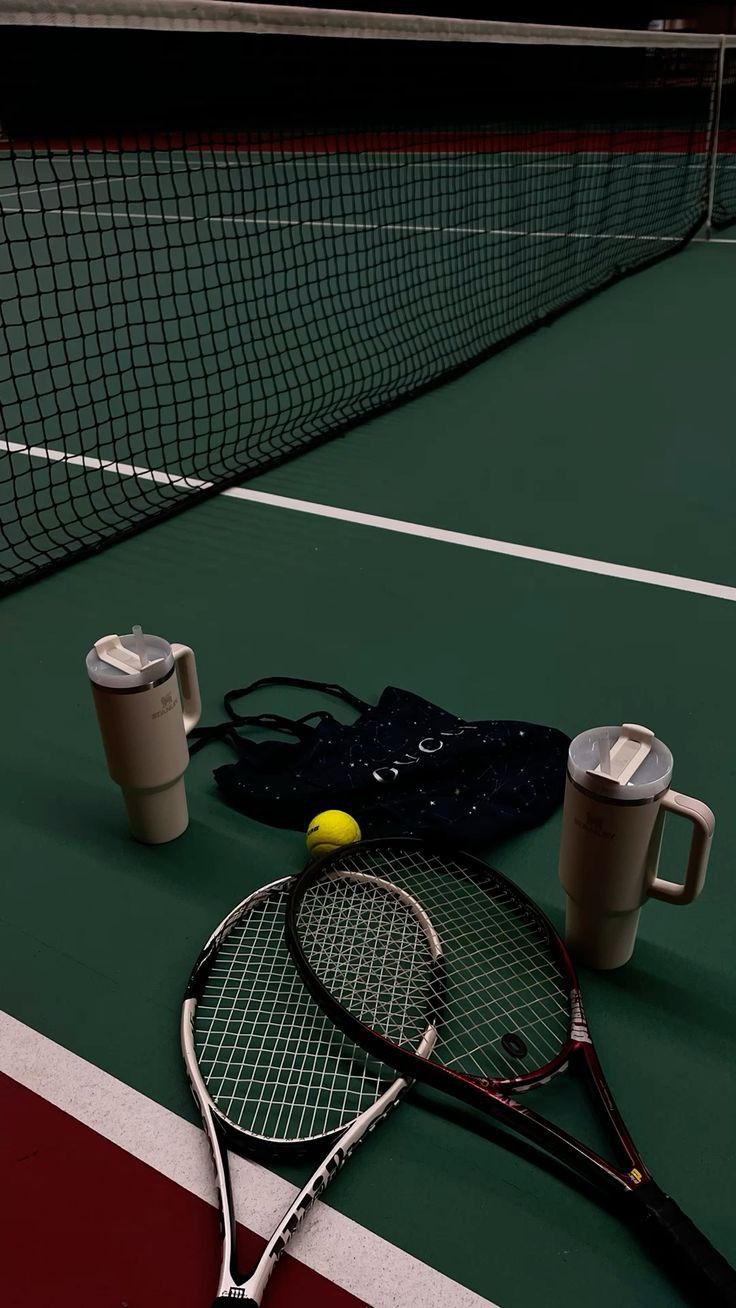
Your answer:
[306,810,361,859]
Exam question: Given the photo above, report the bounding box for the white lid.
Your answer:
[86,627,174,689]
[568,724,673,800]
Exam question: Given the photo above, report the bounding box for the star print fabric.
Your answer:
[190,677,570,845]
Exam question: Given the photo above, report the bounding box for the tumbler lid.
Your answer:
[86,626,174,689]
[568,723,673,800]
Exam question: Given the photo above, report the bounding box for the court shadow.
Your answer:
[411,1086,724,1308]
[7,742,303,905]
[583,947,736,1053]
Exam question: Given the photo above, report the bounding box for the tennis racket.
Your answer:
[181,875,434,1306]
[285,839,736,1307]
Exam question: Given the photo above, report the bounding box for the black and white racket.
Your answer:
[285,839,736,1307]
[181,875,433,1306]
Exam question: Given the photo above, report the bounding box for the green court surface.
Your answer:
[2,237,735,1307]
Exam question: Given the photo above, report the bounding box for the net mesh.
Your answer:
[1,5,734,592]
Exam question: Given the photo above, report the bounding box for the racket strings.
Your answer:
[194,885,392,1143]
[295,846,571,1082]
[302,876,433,1050]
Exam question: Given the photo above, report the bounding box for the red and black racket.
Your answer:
[285,838,736,1306]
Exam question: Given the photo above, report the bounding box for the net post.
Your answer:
[705,34,727,238]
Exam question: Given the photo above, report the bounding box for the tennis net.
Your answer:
[1,2,734,592]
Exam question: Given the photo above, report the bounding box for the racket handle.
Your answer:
[630,1181,736,1306]
[212,1299,257,1307]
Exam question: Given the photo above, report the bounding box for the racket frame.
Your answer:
[285,840,652,1200]
[182,874,431,1305]
[286,839,736,1306]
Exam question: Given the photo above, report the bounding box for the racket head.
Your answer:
[285,839,580,1100]
[182,876,399,1158]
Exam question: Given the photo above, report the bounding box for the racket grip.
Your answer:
[629,1181,736,1306]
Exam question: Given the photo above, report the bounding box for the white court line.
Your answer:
[1,158,655,204]
[0,441,209,489]
[0,199,691,244]
[1,155,727,213]
[0,172,162,202]
[223,487,736,603]
[209,214,685,244]
[3,440,734,602]
[0,203,196,224]
[0,1011,496,1308]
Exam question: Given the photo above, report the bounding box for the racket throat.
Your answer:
[477,1058,650,1201]
[504,1092,645,1199]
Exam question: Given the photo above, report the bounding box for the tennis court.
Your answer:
[2,134,730,584]
[2,5,735,1308]
[3,5,736,590]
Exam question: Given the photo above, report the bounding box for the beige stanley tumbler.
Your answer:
[86,626,201,843]
[559,724,714,969]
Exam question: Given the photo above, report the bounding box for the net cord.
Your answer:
[0,0,735,50]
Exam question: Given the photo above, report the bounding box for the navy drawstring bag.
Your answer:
[189,676,570,845]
